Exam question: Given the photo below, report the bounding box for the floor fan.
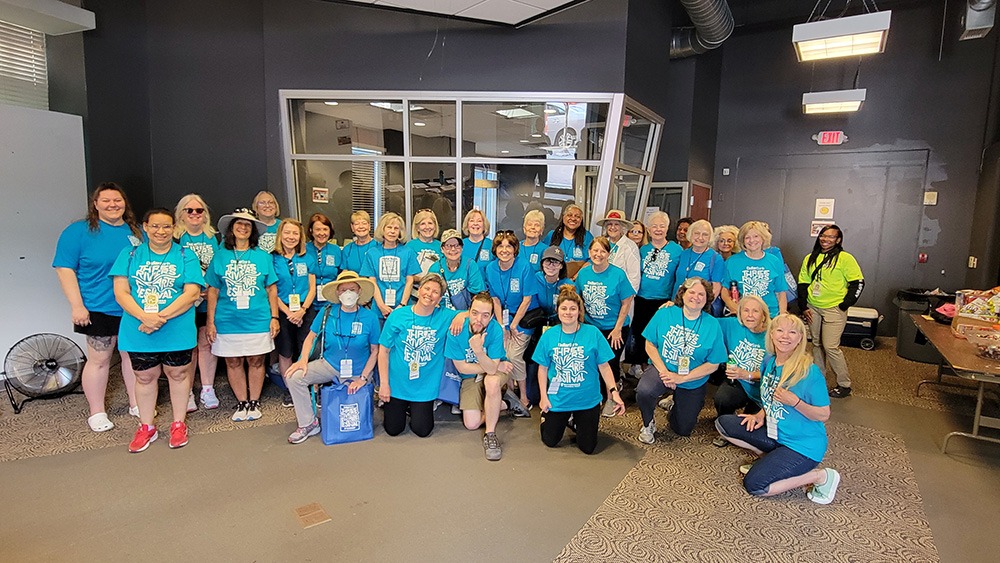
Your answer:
[3,333,84,414]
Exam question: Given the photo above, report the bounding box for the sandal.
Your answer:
[87,412,114,432]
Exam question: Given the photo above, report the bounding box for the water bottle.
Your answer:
[729,281,740,303]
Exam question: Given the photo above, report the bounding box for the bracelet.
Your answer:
[271,316,279,320]
[794,398,802,408]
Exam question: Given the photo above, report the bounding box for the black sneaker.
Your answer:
[281,390,293,408]
[829,385,852,398]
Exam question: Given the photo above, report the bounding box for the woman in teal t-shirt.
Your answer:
[714,314,841,505]
[173,193,221,410]
[53,182,143,433]
[112,208,204,453]
[533,285,624,455]
[205,209,279,423]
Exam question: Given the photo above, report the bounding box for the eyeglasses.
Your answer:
[442,242,462,249]
[818,234,839,240]
[184,208,205,215]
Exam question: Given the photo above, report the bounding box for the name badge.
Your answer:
[143,292,160,314]
[547,376,561,394]
[236,294,250,310]
[479,249,490,261]
[510,278,519,293]
[296,263,308,276]
[384,288,397,307]
[409,361,420,380]
[677,356,691,375]
[529,254,538,264]
[317,291,327,302]
[811,283,822,297]
[573,248,583,259]
[340,359,353,378]
[502,309,511,327]
[351,321,363,335]
[289,294,301,312]
[694,262,705,272]
[766,413,778,440]
[326,255,337,267]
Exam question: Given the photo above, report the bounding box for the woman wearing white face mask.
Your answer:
[283,271,380,444]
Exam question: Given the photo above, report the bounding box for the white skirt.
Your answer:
[212,332,274,357]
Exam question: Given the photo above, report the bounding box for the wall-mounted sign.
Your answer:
[813,131,847,145]
[312,187,329,204]
[815,198,835,219]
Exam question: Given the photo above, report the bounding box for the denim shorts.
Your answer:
[716,414,819,496]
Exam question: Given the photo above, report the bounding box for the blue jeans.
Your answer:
[636,367,707,437]
[716,414,818,496]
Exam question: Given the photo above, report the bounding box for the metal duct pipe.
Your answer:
[670,0,735,59]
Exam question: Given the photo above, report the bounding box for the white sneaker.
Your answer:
[601,399,618,418]
[638,421,656,444]
[200,387,220,409]
[246,400,262,421]
[658,395,674,414]
[186,391,197,413]
[451,404,461,415]
[231,401,249,422]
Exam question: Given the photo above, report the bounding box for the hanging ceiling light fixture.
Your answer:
[802,89,867,114]
[793,9,891,62]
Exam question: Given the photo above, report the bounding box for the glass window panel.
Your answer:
[609,169,645,220]
[411,163,458,231]
[461,164,598,238]
[289,99,405,156]
[292,159,405,243]
[409,102,458,157]
[461,101,609,161]
[618,115,657,169]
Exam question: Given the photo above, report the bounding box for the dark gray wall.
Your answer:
[82,0,629,216]
[713,2,997,299]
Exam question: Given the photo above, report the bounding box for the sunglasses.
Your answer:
[184,208,205,215]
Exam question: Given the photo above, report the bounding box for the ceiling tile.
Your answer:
[374,0,483,15]
[456,0,543,25]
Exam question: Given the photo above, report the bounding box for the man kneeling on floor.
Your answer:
[446,292,516,460]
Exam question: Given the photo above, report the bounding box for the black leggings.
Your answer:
[713,381,761,417]
[382,398,434,437]
[599,325,630,390]
[540,403,602,454]
[626,297,667,365]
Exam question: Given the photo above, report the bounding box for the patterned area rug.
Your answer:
[0,365,296,463]
[556,407,939,562]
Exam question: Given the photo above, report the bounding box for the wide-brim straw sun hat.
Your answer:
[596,209,631,227]
[320,270,376,305]
[218,208,267,236]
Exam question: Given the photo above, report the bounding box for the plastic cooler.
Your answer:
[841,306,881,351]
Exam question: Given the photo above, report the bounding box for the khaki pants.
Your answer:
[808,304,850,388]
[286,358,351,427]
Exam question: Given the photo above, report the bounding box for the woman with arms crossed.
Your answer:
[111,209,203,452]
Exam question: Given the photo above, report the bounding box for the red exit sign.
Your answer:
[814,131,847,145]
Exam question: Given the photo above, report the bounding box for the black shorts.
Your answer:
[73,311,122,338]
[195,311,208,328]
[129,349,194,371]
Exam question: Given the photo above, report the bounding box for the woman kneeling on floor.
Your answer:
[715,313,841,504]
[284,271,380,444]
[533,285,625,454]
[111,208,205,452]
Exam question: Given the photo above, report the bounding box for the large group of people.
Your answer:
[54,184,866,505]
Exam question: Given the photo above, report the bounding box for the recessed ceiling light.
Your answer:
[495,108,537,119]
[324,101,339,106]
[413,121,426,127]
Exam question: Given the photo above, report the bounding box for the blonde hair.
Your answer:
[764,314,813,389]
[524,209,545,232]
[462,209,491,236]
[411,209,440,240]
[738,220,772,250]
[711,225,741,253]
[351,210,371,225]
[737,294,770,332]
[688,219,713,238]
[252,190,280,218]
[273,219,307,256]
[173,193,216,239]
[374,212,408,243]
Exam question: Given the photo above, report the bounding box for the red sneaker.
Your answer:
[128,424,158,453]
[169,421,189,449]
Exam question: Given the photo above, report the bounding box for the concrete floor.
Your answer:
[1,391,998,562]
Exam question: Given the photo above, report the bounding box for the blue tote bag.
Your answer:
[437,359,462,406]
[320,382,374,445]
